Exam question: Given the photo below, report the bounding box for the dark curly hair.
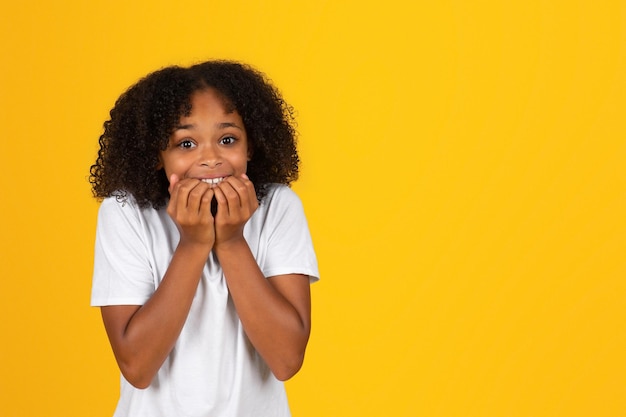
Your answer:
[89,60,299,209]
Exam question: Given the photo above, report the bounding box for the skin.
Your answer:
[100,88,311,389]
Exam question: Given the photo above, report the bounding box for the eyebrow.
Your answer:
[217,122,244,130]
[173,122,244,131]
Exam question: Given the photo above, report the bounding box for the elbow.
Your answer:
[271,352,305,381]
[270,326,311,381]
[122,370,153,390]
[117,360,155,389]
[125,375,152,390]
[274,369,299,382]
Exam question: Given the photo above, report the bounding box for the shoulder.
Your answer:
[256,184,307,223]
[262,184,303,209]
[252,184,311,231]
[98,193,140,218]
[97,193,165,228]
[247,185,304,229]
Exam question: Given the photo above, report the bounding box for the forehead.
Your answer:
[176,88,245,132]
[186,87,237,115]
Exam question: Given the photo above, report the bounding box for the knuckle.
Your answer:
[190,186,204,196]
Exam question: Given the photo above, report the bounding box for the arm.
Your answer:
[217,243,311,381]
[213,176,312,381]
[101,176,215,389]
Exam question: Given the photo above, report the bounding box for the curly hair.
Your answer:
[89,60,299,209]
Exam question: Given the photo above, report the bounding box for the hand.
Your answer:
[166,174,216,247]
[213,174,258,248]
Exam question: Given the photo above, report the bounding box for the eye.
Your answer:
[177,139,195,149]
[219,136,236,145]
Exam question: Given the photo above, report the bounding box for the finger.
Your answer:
[239,174,258,211]
[166,174,181,217]
[172,178,202,218]
[217,179,242,214]
[168,173,180,195]
[198,187,215,221]
[187,181,214,215]
[212,185,230,218]
[223,175,256,215]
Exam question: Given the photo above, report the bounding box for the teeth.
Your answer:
[201,177,225,186]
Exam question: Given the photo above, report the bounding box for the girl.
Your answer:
[90,60,319,417]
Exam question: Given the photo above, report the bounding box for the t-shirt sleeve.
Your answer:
[91,197,156,306]
[262,187,319,282]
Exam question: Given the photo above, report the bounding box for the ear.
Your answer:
[247,147,253,162]
[156,154,164,170]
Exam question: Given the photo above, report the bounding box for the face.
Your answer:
[159,88,249,186]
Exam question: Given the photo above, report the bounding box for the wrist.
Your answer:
[176,238,213,258]
[214,236,248,256]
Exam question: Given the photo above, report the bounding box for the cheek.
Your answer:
[159,157,183,178]
[235,161,248,175]
[238,154,249,172]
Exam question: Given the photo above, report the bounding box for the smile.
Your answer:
[201,177,226,186]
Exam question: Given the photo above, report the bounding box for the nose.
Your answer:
[199,144,222,168]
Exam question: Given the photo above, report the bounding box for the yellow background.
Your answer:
[1,1,625,416]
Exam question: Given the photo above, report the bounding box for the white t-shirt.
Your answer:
[91,184,319,417]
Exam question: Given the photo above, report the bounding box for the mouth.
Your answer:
[200,177,227,187]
